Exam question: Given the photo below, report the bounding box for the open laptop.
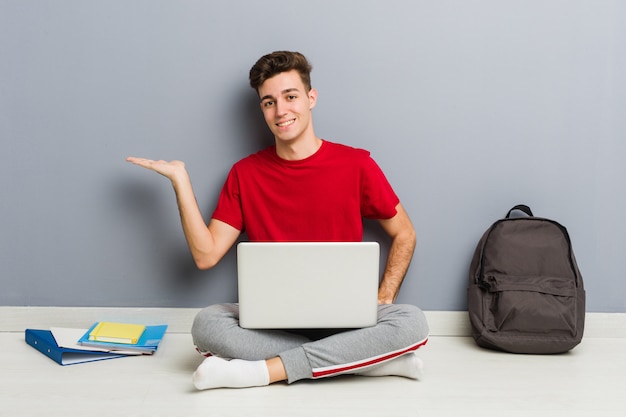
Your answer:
[237,242,380,329]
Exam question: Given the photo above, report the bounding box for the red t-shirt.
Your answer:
[212,140,399,241]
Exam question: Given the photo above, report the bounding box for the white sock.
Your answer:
[192,356,270,390]
[357,353,424,380]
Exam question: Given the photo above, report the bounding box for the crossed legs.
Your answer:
[191,303,429,389]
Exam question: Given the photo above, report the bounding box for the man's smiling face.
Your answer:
[258,70,317,145]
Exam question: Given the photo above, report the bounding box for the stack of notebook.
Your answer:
[25,321,168,365]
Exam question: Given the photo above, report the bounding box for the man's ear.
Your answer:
[308,88,318,110]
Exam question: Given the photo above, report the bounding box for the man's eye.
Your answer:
[263,101,274,107]
[288,95,297,100]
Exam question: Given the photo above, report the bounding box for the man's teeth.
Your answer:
[277,120,295,127]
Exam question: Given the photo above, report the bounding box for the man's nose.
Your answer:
[275,98,288,116]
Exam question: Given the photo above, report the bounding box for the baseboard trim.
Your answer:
[1,307,624,338]
[0,306,200,334]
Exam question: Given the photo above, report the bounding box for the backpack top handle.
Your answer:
[505,204,534,219]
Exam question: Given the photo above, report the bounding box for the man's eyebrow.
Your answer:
[260,88,302,102]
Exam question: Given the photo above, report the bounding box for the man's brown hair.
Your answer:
[249,51,313,93]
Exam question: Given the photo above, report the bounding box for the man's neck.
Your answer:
[275,135,323,161]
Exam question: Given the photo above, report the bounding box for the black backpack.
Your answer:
[468,205,585,354]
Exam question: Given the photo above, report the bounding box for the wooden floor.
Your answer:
[2,327,625,417]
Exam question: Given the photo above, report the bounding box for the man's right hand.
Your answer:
[126,157,188,183]
[125,156,240,270]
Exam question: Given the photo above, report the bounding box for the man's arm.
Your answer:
[126,157,240,269]
[376,203,416,304]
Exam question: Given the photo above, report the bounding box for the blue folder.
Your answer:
[25,329,127,366]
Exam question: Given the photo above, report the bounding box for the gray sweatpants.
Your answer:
[191,303,429,383]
